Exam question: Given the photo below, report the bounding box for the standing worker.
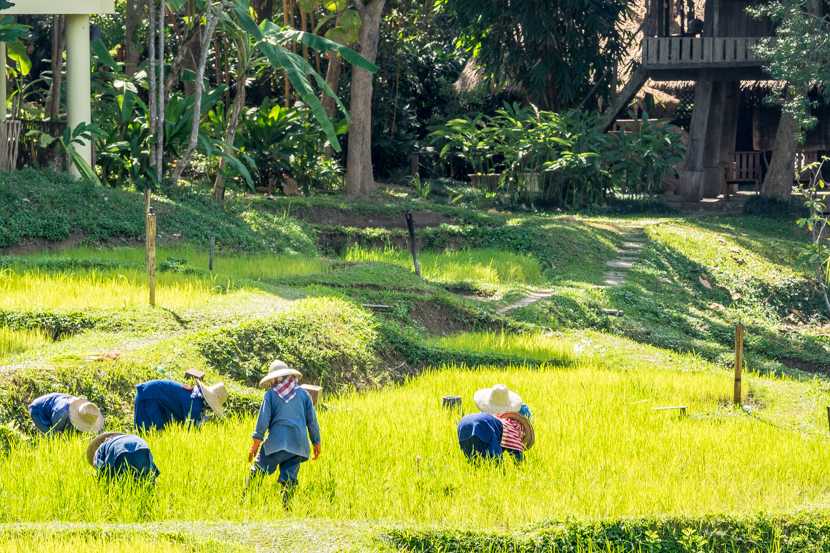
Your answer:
[86,432,160,484]
[29,392,104,435]
[247,360,322,505]
[134,378,228,432]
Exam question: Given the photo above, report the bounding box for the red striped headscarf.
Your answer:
[274,375,299,403]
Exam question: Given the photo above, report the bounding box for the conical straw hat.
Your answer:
[85,432,124,466]
[197,380,228,417]
[259,359,302,389]
[473,384,522,414]
[69,399,104,434]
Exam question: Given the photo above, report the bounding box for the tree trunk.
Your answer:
[148,0,157,176]
[213,40,248,201]
[761,110,799,201]
[182,0,204,96]
[48,15,65,121]
[172,0,226,183]
[345,0,385,196]
[321,53,342,118]
[125,0,143,76]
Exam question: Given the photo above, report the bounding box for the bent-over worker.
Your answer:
[134,378,228,432]
[29,392,104,435]
[86,432,160,483]
[457,384,535,462]
[247,360,321,502]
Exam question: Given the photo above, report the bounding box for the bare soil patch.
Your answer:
[294,207,455,229]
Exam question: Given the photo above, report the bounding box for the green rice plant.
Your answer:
[22,246,331,281]
[344,246,543,285]
[0,327,50,359]
[2,366,830,529]
[428,331,577,365]
[0,268,255,310]
[0,536,188,553]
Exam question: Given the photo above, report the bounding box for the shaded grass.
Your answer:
[0,536,189,553]
[344,246,543,285]
[3,365,830,528]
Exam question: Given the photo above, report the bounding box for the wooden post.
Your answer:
[147,208,156,307]
[144,189,151,268]
[209,234,215,271]
[826,406,830,435]
[733,323,744,404]
[405,210,421,277]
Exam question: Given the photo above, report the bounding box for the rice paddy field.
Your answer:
[2,364,828,529]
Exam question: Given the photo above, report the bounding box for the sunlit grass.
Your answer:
[0,536,188,553]
[3,365,829,529]
[0,327,51,359]
[0,268,250,310]
[429,331,577,365]
[24,246,331,280]
[344,245,543,285]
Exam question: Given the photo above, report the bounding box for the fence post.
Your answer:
[144,189,151,268]
[733,323,745,404]
[147,208,156,307]
[405,210,421,277]
[209,234,215,272]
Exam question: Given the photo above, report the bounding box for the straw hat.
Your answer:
[473,384,522,414]
[197,380,229,417]
[69,398,104,434]
[258,359,302,389]
[85,432,124,466]
[497,411,535,450]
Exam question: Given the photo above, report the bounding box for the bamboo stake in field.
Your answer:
[733,323,745,405]
[405,211,421,277]
[144,189,151,268]
[209,234,215,272]
[147,209,157,307]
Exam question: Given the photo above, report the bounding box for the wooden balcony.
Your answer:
[642,37,768,70]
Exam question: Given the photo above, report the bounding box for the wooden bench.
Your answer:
[721,151,763,201]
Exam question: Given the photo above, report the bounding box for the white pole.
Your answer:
[65,14,91,177]
[0,43,6,120]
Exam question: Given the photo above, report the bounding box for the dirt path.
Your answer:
[497,289,555,314]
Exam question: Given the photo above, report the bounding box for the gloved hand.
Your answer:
[312,442,322,460]
[248,439,262,463]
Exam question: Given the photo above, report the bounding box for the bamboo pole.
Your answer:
[733,323,745,405]
[147,209,157,307]
[144,189,151,268]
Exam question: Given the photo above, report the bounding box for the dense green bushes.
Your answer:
[388,512,830,552]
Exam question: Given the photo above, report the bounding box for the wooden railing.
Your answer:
[642,37,766,66]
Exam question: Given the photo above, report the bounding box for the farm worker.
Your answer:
[86,432,160,484]
[134,379,228,432]
[456,411,534,462]
[28,392,104,435]
[247,360,321,503]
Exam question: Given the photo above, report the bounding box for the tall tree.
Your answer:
[440,0,633,111]
[47,15,64,121]
[124,0,144,76]
[344,0,385,196]
[751,0,830,199]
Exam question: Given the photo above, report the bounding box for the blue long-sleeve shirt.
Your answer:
[94,434,160,482]
[252,387,321,459]
[457,413,504,457]
[29,393,77,434]
[134,379,204,432]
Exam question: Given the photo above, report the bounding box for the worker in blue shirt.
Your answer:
[134,379,228,432]
[86,432,160,484]
[247,361,321,504]
[29,392,104,435]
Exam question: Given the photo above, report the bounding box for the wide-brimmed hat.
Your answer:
[85,431,124,466]
[474,384,522,414]
[197,380,229,417]
[259,359,302,389]
[69,398,104,434]
[497,411,535,450]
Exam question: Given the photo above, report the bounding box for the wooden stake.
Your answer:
[733,323,745,404]
[209,234,215,271]
[405,211,421,277]
[144,188,151,268]
[147,209,157,307]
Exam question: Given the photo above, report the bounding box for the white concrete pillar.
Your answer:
[66,14,91,176]
[0,43,6,120]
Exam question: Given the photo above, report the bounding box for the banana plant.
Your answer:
[26,123,107,185]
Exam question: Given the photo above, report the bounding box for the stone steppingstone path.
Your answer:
[603,226,646,286]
